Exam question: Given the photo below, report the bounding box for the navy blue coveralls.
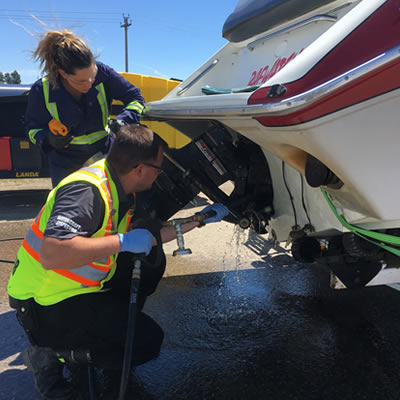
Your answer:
[25,61,145,186]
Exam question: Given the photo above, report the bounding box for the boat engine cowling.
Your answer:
[138,121,274,233]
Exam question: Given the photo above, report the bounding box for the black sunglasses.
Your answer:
[143,163,164,173]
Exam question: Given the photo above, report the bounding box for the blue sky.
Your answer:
[0,1,236,84]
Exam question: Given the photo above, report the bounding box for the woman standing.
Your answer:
[26,29,145,186]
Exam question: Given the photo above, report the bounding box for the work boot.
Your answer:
[23,345,73,400]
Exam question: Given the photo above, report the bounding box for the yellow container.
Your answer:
[115,73,191,149]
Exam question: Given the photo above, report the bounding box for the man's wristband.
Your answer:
[117,233,124,250]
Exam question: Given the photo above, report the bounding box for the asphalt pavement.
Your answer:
[1,181,400,400]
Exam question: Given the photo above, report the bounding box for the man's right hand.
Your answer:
[118,229,154,255]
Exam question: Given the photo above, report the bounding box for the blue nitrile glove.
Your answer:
[118,229,153,255]
[199,203,229,224]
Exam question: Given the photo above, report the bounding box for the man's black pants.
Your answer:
[11,250,166,370]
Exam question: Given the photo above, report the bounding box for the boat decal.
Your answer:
[248,48,304,86]
[248,49,303,86]
[248,0,400,126]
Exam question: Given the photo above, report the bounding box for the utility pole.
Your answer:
[120,14,132,72]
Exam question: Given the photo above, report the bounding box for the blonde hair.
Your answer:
[33,29,95,88]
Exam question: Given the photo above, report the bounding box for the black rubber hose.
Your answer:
[0,237,23,264]
[118,254,145,400]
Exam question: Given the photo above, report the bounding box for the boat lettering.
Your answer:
[16,171,40,178]
[248,49,303,86]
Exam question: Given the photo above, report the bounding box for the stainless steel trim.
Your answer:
[0,85,31,91]
[176,59,219,96]
[144,45,400,120]
[247,15,337,51]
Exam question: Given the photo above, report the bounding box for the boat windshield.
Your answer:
[222,0,337,43]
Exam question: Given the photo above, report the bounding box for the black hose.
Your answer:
[119,255,144,400]
[118,232,164,399]
[0,237,23,264]
[87,365,96,400]
[0,259,14,264]
[282,161,298,227]
[300,174,312,225]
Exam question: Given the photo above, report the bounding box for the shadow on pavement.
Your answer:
[242,229,296,267]
[0,190,49,221]
[0,309,40,400]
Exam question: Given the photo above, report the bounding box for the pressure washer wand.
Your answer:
[163,210,216,256]
[162,210,215,227]
[119,254,144,400]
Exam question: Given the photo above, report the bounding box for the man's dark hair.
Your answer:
[107,124,168,174]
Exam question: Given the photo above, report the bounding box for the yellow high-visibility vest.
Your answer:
[8,159,135,305]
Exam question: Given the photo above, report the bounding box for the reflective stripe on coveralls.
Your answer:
[28,128,44,144]
[125,101,144,114]
[7,159,135,305]
[41,78,109,145]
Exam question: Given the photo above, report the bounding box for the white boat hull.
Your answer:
[144,0,400,289]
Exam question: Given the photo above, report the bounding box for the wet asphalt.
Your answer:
[1,187,400,400]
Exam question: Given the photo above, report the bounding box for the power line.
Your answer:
[0,9,121,15]
[0,16,120,24]
[0,9,121,24]
[1,9,203,33]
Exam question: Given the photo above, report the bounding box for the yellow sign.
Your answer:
[19,140,30,150]
[16,171,39,178]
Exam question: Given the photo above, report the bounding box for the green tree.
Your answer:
[0,70,21,84]
[10,70,21,84]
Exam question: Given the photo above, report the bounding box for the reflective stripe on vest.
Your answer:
[55,263,112,287]
[75,165,116,234]
[42,78,110,145]
[8,159,135,305]
[23,161,132,288]
[21,179,114,286]
[53,164,117,285]
[23,210,114,287]
[20,206,45,262]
